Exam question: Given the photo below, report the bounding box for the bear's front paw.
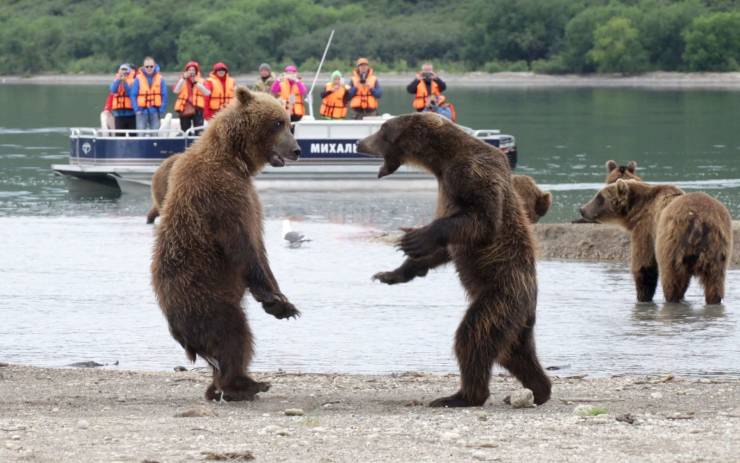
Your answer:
[399,227,439,259]
[372,270,408,285]
[263,296,301,320]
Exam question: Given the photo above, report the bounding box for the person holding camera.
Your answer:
[173,61,210,132]
[271,65,307,122]
[109,63,136,135]
[319,70,350,120]
[203,62,235,120]
[407,63,447,111]
[253,63,276,94]
[131,57,168,134]
[348,57,382,120]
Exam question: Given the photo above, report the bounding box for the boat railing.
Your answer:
[70,127,188,139]
[472,129,502,138]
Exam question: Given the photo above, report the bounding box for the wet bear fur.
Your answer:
[580,179,732,304]
[146,154,181,224]
[358,113,551,407]
[151,87,301,401]
[512,174,552,223]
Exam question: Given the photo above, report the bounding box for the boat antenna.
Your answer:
[307,29,335,119]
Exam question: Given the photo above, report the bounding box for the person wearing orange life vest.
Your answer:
[406,62,447,111]
[348,57,382,120]
[108,63,136,135]
[131,57,168,133]
[173,61,211,132]
[319,71,350,120]
[203,62,235,120]
[270,65,307,122]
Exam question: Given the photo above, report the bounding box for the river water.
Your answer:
[0,84,738,376]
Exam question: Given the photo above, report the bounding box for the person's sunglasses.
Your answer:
[144,65,154,69]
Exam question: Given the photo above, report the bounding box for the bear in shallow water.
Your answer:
[580,179,732,304]
[359,113,551,407]
[151,87,301,401]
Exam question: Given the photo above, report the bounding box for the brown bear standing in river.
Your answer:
[359,113,551,407]
[146,153,181,224]
[580,179,732,304]
[512,174,552,223]
[151,87,301,401]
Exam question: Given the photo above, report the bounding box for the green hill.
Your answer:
[1,0,739,75]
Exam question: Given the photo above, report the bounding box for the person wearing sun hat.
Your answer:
[319,70,350,120]
[203,61,235,120]
[271,64,307,121]
[348,57,382,119]
[253,63,276,94]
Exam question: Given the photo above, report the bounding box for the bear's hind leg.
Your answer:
[698,265,725,305]
[499,319,551,405]
[430,295,500,408]
[660,261,691,303]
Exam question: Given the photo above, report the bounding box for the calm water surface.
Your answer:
[0,84,738,375]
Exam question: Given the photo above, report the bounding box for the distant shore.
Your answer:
[3,71,740,89]
[0,364,737,462]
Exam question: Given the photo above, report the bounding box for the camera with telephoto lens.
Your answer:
[422,72,433,79]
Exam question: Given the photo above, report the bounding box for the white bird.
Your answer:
[282,219,311,248]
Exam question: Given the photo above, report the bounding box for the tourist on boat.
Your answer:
[109,63,137,134]
[319,71,350,120]
[253,63,276,93]
[407,63,447,111]
[203,62,235,120]
[131,57,168,133]
[271,65,307,122]
[173,61,210,132]
[423,95,457,122]
[348,57,382,120]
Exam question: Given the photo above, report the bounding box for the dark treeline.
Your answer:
[2,0,740,75]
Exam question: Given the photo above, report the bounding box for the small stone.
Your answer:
[440,431,461,442]
[174,408,218,418]
[11,435,21,441]
[615,413,636,424]
[508,389,535,408]
[275,428,290,436]
[650,392,663,399]
[284,408,304,416]
[173,366,188,372]
[77,419,90,430]
[5,442,17,450]
[51,407,59,413]
[574,405,608,417]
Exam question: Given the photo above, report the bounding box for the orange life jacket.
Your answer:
[112,73,136,111]
[413,79,441,110]
[136,73,163,109]
[208,74,235,111]
[174,75,205,111]
[319,83,348,119]
[350,69,378,110]
[278,79,305,116]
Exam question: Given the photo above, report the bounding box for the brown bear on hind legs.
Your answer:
[151,87,301,401]
[580,179,732,304]
[358,113,551,407]
[146,153,181,224]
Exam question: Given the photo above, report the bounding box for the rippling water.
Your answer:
[0,217,737,376]
[0,85,738,376]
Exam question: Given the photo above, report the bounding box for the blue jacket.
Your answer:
[109,78,135,117]
[347,77,382,100]
[131,65,168,114]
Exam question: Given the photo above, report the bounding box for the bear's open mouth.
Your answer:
[268,153,286,167]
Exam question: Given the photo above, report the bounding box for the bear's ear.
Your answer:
[606,160,617,172]
[535,191,552,218]
[615,179,629,197]
[235,86,253,106]
[626,161,637,173]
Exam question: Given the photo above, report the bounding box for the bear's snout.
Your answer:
[293,148,301,159]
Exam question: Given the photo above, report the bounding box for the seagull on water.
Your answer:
[282,219,311,248]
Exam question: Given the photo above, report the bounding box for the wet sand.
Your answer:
[0,364,738,462]
[373,222,740,268]
[3,72,740,89]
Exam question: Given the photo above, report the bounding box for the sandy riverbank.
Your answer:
[0,364,738,462]
[372,222,740,268]
[3,72,740,89]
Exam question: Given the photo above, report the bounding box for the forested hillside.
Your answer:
[1,0,739,75]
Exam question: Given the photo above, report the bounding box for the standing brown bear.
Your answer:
[580,180,732,304]
[146,153,181,224]
[152,87,301,401]
[358,113,551,407]
[512,174,552,223]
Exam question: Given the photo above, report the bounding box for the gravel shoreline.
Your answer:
[1,364,738,462]
[3,72,740,89]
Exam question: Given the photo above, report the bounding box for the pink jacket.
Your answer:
[271,78,307,96]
